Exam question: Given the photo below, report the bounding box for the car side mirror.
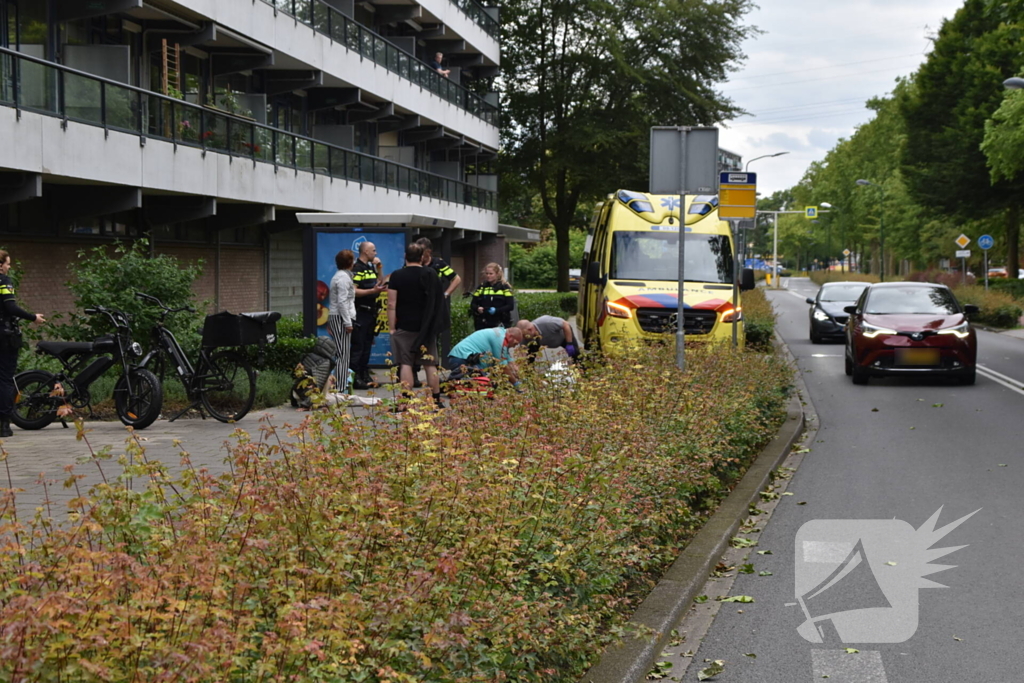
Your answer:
[587,260,604,286]
[963,304,979,315]
[805,297,815,305]
[843,305,858,315]
[740,268,756,291]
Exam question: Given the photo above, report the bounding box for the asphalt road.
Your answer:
[673,278,1024,682]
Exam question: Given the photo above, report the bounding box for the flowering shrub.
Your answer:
[0,343,791,682]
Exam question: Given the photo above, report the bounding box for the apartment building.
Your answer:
[0,0,518,319]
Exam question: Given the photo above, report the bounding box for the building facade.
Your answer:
[0,0,513,318]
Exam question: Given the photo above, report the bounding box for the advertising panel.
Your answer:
[307,228,408,366]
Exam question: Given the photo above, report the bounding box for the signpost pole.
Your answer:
[731,218,739,348]
[962,256,966,285]
[676,130,686,373]
[984,251,988,290]
[772,212,780,289]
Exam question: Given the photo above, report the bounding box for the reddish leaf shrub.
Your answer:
[0,343,791,682]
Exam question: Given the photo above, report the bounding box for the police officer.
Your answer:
[0,250,45,437]
[412,237,462,387]
[470,262,515,330]
[350,242,386,390]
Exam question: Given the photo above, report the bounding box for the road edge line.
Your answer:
[580,371,806,682]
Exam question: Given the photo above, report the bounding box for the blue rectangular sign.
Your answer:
[721,172,756,185]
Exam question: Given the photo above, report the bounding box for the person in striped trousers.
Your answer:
[328,249,356,392]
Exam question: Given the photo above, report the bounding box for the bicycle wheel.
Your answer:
[11,370,58,430]
[114,368,163,429]
[199,350,256,422]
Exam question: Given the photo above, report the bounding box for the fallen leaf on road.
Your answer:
[885,561,897,566]
[844,648,859,654]
[731,537,756,548]
[797,501,807,506]
[739,563,755,574]
[743,653,756,658]
[932,403,943,408]
[871,407,879,412]
[697,660,725,681]
[998,464,1007,467]
[759,570,773,576]
[782,492,794,496]
[757,550,772,555]
[694,595,708,604]
[719,595,754,603]
[953,635,963,642]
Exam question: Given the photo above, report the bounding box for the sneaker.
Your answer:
[352,379,370,391]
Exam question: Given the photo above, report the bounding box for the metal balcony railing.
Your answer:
[260,0,499,125]
[0,47,497,212]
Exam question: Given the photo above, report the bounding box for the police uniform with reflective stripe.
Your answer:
[0,274,36,426]
[350,259,381,378]
[429,256,458,333]
[470,281,514,330]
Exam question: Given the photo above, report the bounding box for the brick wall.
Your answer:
[2,239,267,321]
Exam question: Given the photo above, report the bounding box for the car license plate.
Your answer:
[896,348,940,366]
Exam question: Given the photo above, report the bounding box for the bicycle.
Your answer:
[13,306,163,430]
[135,293,277,423]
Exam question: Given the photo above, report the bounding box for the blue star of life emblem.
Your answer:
[660,197,681,210]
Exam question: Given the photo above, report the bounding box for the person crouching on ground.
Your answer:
[447,326,523,385]
[516,315,579,363]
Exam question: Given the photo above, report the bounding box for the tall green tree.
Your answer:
[501,0,757,290]
[899,0,1024,277]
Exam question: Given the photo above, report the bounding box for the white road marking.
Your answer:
[977,365,1024,397]
[803,541,854,564]
[812,650,888,682]
[787,290,807,300]
[810,354,843,358]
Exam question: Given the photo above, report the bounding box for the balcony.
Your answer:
[257,0,498,125]
[0,47,497,212]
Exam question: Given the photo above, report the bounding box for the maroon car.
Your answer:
[844,282,979,385]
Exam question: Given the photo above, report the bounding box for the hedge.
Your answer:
[0,341,793,682]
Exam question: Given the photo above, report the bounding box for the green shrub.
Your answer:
[0,343,792,682]
[990,278,1024,301]
[952,285,1023,328]
[46,240,206,352]
[742,287,776,350]
[252,368,295,409]
[238,314,315,373]
[451,291,579,343]
[509,229,587,288]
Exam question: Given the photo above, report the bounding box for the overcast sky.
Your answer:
[718,0,966,196]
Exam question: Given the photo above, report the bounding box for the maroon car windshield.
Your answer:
[864,287,960,315]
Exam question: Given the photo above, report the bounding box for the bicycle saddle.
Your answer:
[241,311,282,324]
[36,341,96,363]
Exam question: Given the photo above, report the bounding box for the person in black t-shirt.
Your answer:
[0,250,45,437]
[429,52,451,77]
[411,237,462,387]
[387,243,444,407]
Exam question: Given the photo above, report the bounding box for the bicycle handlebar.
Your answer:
[136,292,195,315]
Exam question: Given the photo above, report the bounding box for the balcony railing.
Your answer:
[0,47,497,212]
[259,0,498,125]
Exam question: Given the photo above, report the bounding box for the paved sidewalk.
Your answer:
[0,405,308,519]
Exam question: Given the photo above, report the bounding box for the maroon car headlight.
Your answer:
[862,321,897,338]
[937,321,971,338]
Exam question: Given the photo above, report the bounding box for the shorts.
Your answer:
[391,329,438,367]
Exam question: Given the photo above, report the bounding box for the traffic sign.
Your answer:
[978,234,994,250]
[842,249,851,256]
[805,206,818,219]
[719,172,757,219]
[956,249,971,258]
[955,234,970,249]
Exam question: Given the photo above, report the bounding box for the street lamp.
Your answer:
[1003,77,1024,90]
[745,151,790,172]
[856,179,884,281]
[821,202,833,271]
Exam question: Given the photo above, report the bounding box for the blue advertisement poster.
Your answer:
[313,230,407,366]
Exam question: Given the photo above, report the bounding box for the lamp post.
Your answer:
[821,202,833,271]
[745,151,789,172]
[856,179,885,282]
[1003,77,1024,90]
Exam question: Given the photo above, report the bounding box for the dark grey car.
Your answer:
[807,281,870,343]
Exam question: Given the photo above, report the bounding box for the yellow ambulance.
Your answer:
[577,190,755,349]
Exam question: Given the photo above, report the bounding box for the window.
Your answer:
[611,231,734,284]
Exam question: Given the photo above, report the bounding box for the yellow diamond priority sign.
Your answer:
[955,234,970,249]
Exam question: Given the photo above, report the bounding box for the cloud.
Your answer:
[716,0,963,195]
[748,132,809,152]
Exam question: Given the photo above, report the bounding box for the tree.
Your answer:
[501,0,757,290]
[899,0,1024,278]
